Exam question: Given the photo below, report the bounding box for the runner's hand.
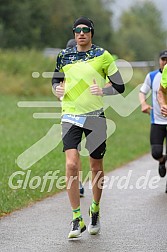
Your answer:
[141,103,152,115]
[55,81,65,99]
[90,79,103,96]
[161,104,167,117]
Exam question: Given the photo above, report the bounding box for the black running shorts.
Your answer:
[61,115,107,159]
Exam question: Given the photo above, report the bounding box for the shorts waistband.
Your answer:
[62,108,104,118]
[80,108,104,117]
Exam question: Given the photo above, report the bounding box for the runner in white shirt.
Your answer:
[139,50,167,184]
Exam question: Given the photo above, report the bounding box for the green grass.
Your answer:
[0,49,55,96]
[0,92,150,216]
[0,49,151,216]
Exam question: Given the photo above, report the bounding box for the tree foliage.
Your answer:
[0,0,50,48]
[50,0,115,50]
[0,0,166,60]
[115,1,167,60]
[0,0,115,51]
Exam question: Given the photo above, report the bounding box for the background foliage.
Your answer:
[0,0,166,60]
[114,2,167,60]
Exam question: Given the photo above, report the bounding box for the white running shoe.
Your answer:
[68,217,86,239]
[88,207,100,235]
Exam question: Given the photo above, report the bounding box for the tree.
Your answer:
[0,0,50,48]
[114,1,167,61]
[48,0,115,51]
[0,0,115,50]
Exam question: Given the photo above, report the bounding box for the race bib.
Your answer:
[61,114,86,127]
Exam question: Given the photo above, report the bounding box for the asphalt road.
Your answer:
[0,154,167,252]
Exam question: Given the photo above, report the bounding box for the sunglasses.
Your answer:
[73,27,92,33]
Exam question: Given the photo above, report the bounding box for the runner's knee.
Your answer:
[66,160,78,175]
[151,145,163,160]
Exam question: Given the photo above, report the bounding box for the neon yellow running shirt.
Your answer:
[161,64,167,89]
[56,44,118,115]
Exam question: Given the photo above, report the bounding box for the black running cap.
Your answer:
[73,17,94,37]
[159,50,167,58]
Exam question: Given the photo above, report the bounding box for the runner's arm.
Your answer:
[102,71,125,95]
[52,68,65,89]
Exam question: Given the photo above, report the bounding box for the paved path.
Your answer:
[0,154,167,252]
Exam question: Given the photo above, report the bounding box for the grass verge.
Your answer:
[0,92,150,217]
